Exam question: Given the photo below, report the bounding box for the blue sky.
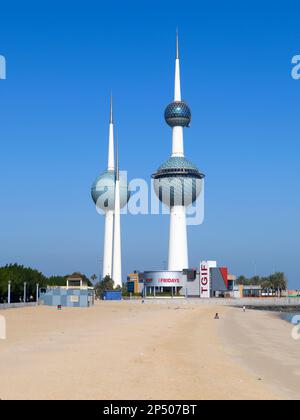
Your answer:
[0,0,299,287]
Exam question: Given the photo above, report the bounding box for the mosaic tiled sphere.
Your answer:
[91,170,130,211]
[164,101,191,127]
[152,157,204,207]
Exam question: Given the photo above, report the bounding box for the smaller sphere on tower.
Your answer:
[164,101,191,127]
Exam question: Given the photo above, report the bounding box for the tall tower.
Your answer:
[153,32,205,271]
[101,95,115,278]
[91,96,130,281]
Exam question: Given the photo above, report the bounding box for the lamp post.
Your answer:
[7,280,11,305]
[23,282,27,303]
[36,283,39,305]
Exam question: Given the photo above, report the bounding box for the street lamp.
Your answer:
[23,282,27,303]
[7,280,11,305]
[36,283,39,305]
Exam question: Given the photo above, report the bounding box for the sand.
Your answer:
[0,301,298,400]
[221,306,300,400]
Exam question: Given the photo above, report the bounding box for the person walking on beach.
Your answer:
[243,306,246,313]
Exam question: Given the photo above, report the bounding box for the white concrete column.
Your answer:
[174,59,181,101]
[171,126,184,157]
[168,205,188,271]
[102,209,114,278]
[23,282,27,303]
[112,179,122,288]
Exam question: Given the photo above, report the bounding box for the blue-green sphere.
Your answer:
[91,170,130,211]
[152,156,204,207]
[164,101,191,127]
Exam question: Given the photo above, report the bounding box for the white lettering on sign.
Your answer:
[200,261,210,298]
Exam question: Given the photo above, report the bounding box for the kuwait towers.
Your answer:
[91,96,130,286]
[153,33,205,271]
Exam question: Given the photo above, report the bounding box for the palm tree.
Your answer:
[261,278,272,296]
[90,274,97,285]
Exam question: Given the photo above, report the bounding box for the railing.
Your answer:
[44,286,94,290]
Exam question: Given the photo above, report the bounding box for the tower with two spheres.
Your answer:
[153,33,205,271]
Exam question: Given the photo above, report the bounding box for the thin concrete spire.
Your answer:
[174,30,181,101]
[110,91,113,124]
[176,27,179,59]
[172,29,184,157]
[107,93,115,170]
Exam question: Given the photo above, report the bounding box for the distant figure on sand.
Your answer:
[243,306,246,313]
[214,313,219,319]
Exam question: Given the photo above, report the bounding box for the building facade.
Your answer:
[137,262,236,298]
[39,273,95,307]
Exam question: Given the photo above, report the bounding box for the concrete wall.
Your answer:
[210,268,227,295]
[39,288,94,307]
[0,302,37,310]
[186,273,200,296]
[127,297,300,307]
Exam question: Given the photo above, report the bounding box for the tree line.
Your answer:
[236,272,287,294]
[93,275,125,299]
[0,264,93,303]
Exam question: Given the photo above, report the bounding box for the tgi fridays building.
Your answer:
[136,261,236,298]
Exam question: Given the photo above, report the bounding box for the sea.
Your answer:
[281,312,300,324]
[243,305,300,324]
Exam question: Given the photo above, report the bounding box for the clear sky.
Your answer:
[0,0,299,287]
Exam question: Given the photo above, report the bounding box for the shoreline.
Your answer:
[235,305,300,313]
[220,307,300,400]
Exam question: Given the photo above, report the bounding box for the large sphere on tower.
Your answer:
[164,101,191,127]
[91,170,130,211]
[152,156,204,207]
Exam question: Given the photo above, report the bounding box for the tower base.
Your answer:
[102,209,114,278]
[168,205,188,271]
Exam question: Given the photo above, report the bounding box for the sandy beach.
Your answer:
[221,306,300,399]
[0,301,299,400]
